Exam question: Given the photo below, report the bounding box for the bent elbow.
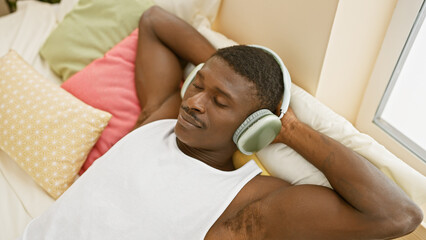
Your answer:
[402,204,423,234]
[139,5,161,28]
[381,202,424,238]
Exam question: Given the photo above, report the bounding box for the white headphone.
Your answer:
[181,45,291,155]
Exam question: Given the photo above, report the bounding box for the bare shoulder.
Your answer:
[229,175,292,210]
[243,175,292,194]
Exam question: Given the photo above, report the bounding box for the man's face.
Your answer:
[175,57,259,152]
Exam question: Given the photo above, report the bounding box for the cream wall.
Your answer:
[213,0,339,98]
[316,0,397,123]
[213,0,397,124]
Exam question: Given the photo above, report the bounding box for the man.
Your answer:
[133,6,422,238]
[22,6,422,239]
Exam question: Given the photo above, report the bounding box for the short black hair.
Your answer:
[212,45,284,113]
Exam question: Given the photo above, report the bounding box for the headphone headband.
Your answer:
[248,45,291,119]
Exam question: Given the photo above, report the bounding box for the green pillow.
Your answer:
[40,0,154,81]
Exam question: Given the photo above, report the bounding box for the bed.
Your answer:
[0,0,425,239]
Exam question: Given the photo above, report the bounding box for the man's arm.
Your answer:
[225,109,423,239]
[134,6,215,128]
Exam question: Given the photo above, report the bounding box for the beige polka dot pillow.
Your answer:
[0,50,112,199]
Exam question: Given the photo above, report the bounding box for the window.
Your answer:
[356,0,426,174]
[374,1,426,162]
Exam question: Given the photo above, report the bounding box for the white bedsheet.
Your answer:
[0,160,32,240]
[0,1,63,85]
[0,151,55,240]
[0,1,78,239]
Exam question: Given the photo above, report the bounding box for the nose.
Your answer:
[186,92,206,113]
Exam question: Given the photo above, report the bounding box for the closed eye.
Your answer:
[214,97,228,108]
[192,83,203,90]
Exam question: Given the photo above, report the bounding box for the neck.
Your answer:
[176,138,236,171]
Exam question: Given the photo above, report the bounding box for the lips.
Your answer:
[179,109,203,128]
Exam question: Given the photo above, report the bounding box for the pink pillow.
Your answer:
[62,29,141,174]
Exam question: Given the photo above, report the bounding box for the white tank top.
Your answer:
[21,119,261,240]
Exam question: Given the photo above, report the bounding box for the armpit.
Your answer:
[222,199,266,239]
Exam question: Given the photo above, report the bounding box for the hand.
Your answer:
[273,107,299,144]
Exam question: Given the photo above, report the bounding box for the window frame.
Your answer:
[374,0,426,162]
[356,0,426,176]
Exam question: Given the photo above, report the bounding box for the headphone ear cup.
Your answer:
[233,109,282,155]
[181,63,204,98]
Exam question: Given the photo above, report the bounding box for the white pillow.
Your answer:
[197,18,238,49]
[197,25,426,210]
[55,0,80,22]
[153,0,221,27]
[0,1,61,85]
